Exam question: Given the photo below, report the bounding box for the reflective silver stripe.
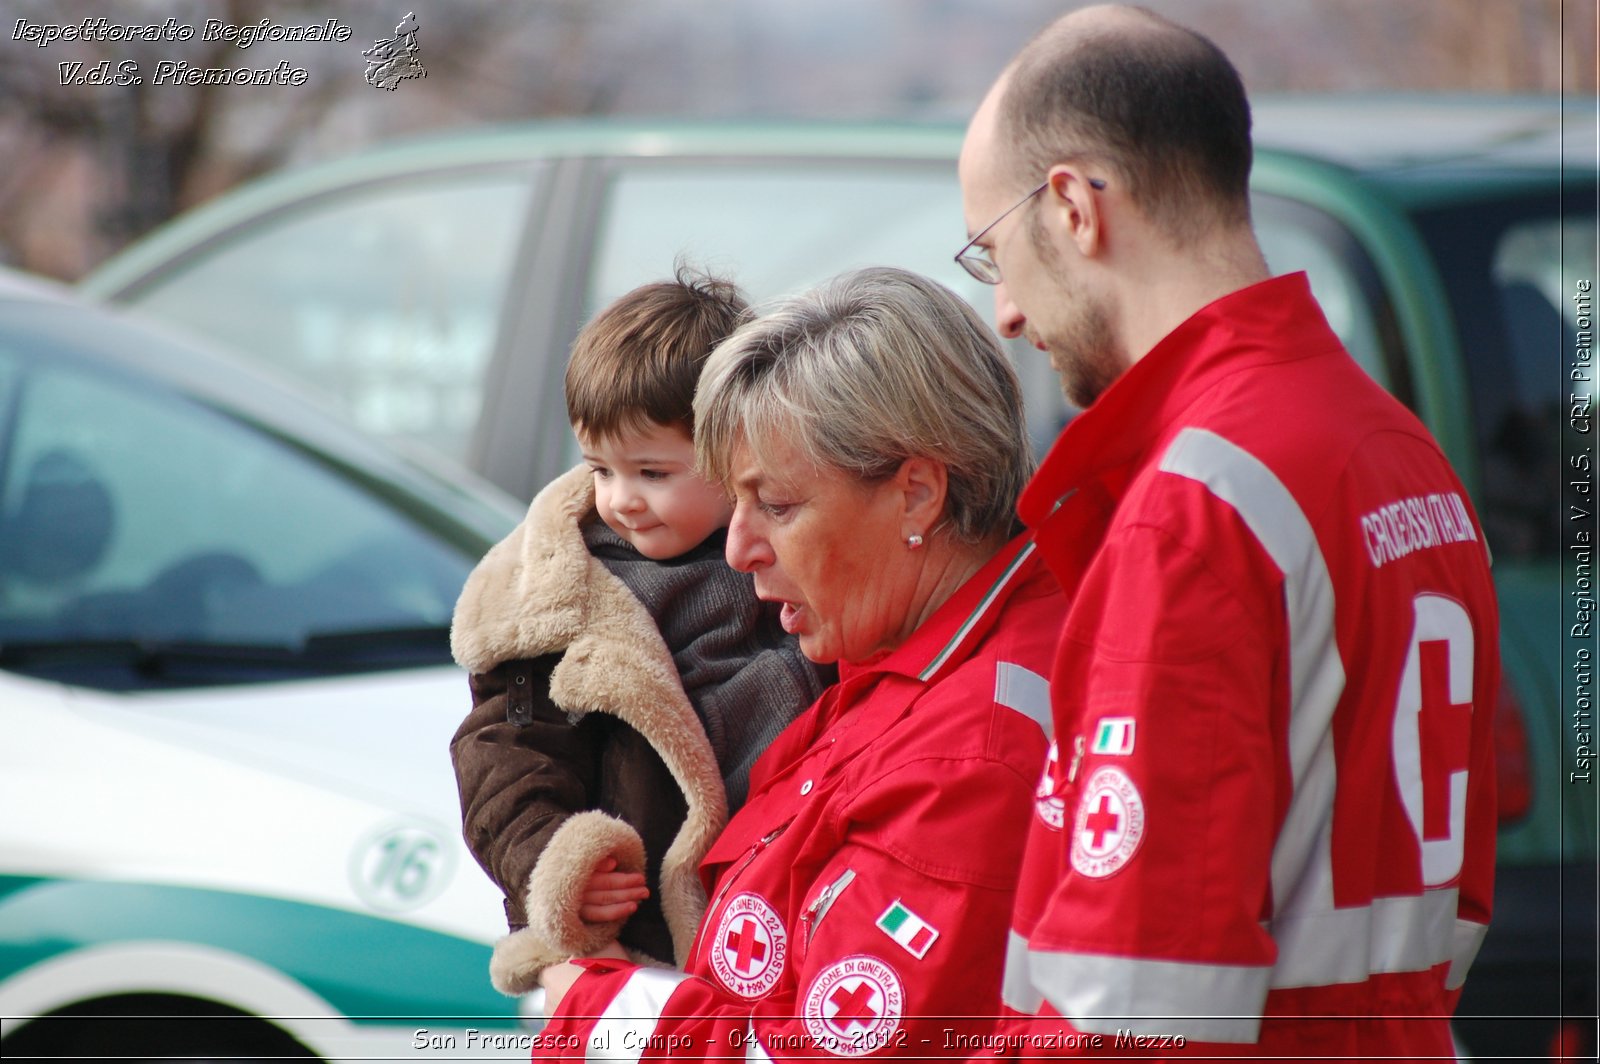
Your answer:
[1027,946,1269,1043]
[1159,429,1347,947]
[745,1023,777,1064]
[585,968,691,1064]
[1447,917,1490,990]
[1160,428,1345,914]
[1011,910,1486,1037]
[995,661,1053,737]
[1001,928,1044,1014]
[1267,888,1466,989]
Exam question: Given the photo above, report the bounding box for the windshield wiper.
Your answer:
[0,626,453,688]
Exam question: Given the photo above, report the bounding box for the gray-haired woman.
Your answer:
[538,267,1064,1059]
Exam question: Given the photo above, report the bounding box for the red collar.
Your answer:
[1019,272,1327,526]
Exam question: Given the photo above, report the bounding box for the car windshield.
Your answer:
[0,300,496,690]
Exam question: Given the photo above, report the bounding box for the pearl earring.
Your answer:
[906,533,924,550]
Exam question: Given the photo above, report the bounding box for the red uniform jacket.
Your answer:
[540,537,1059,1060]
[1002,274,1499,1060]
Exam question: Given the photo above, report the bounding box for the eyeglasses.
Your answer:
[954,175,1105,285]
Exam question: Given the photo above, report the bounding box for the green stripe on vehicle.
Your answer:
[0,875,517,1026]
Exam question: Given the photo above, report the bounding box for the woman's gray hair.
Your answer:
[694,266,1033,544]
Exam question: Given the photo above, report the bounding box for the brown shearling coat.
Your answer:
[449,465,727,995]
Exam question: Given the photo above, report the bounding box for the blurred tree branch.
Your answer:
[0,0,536,277]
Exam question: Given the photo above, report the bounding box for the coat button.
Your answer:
[800,779,814,795]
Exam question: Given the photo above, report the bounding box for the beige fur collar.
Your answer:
[450,464,727,986]
[451,463,598,676]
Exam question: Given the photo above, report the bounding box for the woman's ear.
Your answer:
[897,456,948,536]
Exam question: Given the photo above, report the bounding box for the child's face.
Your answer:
[577,420,733,560]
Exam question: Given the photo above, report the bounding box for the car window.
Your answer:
[1494,213,1593,404]
[0,340,475,688]
[1412,192,1594,562]
[123,170,540,466]
[1485,213,1594,561]
[588,163,992,306]
[583,161,1067,456]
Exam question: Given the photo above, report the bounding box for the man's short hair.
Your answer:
[1000,5,1253,242]
[565,265,751,440]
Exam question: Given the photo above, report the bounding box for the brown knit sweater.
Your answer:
[584,518,831,810]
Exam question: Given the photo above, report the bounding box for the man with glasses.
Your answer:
[958,5,1499,1059]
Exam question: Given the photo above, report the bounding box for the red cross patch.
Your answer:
[710,892,787,998]
[1070,766,1145,878]
[803,955,905,1057]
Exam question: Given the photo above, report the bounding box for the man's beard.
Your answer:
[1046,298,1123,409]
[1030,215,1127,409]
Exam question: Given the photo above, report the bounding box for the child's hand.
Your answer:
[579,855,649,923]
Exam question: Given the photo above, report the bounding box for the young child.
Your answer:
[449,268,833,995]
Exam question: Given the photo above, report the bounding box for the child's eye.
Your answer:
[640,469,671,481]
[590,466,613,480]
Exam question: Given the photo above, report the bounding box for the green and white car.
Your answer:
[0,270,532,1061]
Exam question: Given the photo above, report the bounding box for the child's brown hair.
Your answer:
[565,265,750,441]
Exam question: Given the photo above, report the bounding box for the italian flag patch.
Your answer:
[876,900,939,959]
[1091,716,1135,756]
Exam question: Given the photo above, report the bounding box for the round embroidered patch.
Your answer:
[1069,766,1145,878]
[710,891,787,998]
[1033,740,1065,831]
[803,955,905,1057]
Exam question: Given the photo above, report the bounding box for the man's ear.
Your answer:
[897,456,949,537]
[1045,165,1103,258]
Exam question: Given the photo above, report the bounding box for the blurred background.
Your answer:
[1,0,1595,281]
[0,4,1595,1062]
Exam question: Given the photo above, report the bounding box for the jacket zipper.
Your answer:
[1065,734,1086,785]
[799,867,856,958]
[701,822,790,966]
